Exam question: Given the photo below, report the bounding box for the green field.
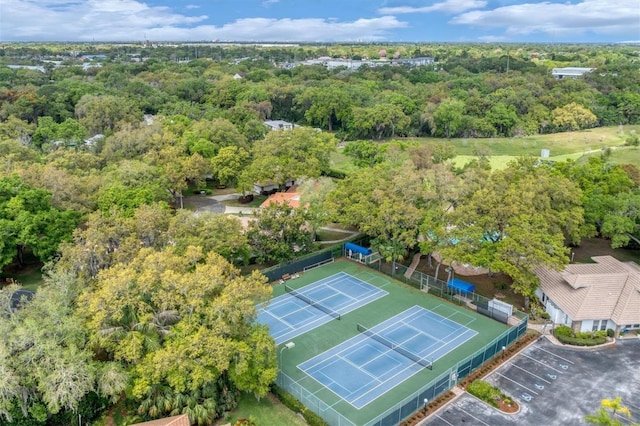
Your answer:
[332,125,640,172]
[222,393,307,426]
[271,259,510,425]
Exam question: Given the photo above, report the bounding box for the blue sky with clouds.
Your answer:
[1,0,638,43]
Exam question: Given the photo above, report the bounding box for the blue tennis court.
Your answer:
[298,305,478,408]
[257,272,388,345]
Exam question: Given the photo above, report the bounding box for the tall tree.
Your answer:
[433,98,465,138]
[78,247,274,425]
[241,127,336,191]
[295,85,353,131]
[0,270,127,423]
[246,203,316,264]
[441,159,584,298]
[0,175,78,269]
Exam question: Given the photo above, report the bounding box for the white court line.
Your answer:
[520,353,565,374]
[533,346,575,364]
[495,372,539,395]
[297,275,387,313]
[511,364,551,384]
[456,406,493,426]
[435,414,455,425]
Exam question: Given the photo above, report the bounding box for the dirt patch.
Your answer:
[570,237,640,264]
[414,256,525,309]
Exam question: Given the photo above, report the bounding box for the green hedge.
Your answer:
[271,385,329,426]
[553,325,607,346]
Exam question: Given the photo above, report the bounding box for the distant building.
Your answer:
[551,67,594,79]
[7,65,46,72]
[295,56,435,70]
[84,134,104,147]
[391,57,435,66]
[264,120,294,131]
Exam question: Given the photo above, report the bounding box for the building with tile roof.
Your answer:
[534,256,640,337]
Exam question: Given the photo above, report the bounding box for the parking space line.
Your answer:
[511,364,552,384]
[534,346,575,364]
[435,414,455,425]
[521,353,566,373]
[457,406,493,426]
[614,413,636,425]
[495,372,539,395]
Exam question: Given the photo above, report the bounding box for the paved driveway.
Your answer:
[424,338,640,426]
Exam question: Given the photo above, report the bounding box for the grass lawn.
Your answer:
[335,126,640,173]
[2,253,45,291]
[437,125,640,157]
[7,266,44,291]
[570,237,640,264]
[315,228,354,242]
[330,148,362,175]
[219,393,307,426]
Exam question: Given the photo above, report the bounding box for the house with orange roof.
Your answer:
[260,186,303,209]
[534,256,640,337]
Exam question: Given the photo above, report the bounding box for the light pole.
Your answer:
[279,341,295,372]
[423,398,429,414]
[501,345,506,359]
[446,266,453,284]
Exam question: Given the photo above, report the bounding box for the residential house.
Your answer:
[260,186,302,209]
[264,120,294,131]
[534,256,640,337]
[551,67,594,79]
[253,178,297,195]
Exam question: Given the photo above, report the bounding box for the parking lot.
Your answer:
[424,337,640,425]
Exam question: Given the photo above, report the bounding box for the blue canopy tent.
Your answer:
[344,242,372,256]
[447,278,475,296]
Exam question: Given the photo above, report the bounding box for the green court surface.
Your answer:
[272,259,509,425]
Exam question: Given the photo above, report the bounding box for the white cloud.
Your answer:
[451,0,640,38]
[0,0,407,41]
[1,0,208,41]
[198,16,407,42]
[379,0,487,14]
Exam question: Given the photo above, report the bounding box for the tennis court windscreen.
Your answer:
[285,285,341,320]
[357,323,432,369]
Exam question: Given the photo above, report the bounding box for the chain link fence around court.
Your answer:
[378,260,522,324]
[268,250,529,426]
[276,317,528,426]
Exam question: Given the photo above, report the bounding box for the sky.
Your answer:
[1,0,639,43]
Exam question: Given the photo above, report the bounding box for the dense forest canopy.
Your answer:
[0,42,639,425]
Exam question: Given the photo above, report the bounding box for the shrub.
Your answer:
[324,168,346,179]
[594,330,607,339]
[607,328,615,338]
[467,380,502,408]
[554,325,573,338]
[540,312,550,320]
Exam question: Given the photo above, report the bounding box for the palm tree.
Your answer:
[584,397,635,426]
